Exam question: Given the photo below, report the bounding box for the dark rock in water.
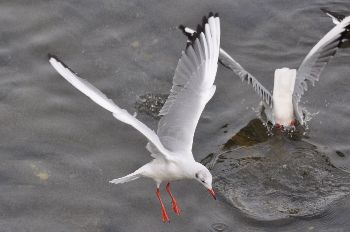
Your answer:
[223,119,269,149]
[206,120,350,221]
[222,118,307,150]
[135,93,168,119]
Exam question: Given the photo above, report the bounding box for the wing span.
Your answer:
[49,55,171,160]
[155,14,220,156]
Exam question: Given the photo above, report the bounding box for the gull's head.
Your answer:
[193,163,216,200]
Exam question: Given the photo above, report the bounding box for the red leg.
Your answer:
[166,183,180,215]
[156,188,170,222]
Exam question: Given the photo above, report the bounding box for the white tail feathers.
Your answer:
[272,68,297,126]
[273,68,296,96]
[109,172,141,184]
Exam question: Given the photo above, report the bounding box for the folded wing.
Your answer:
[49,56,172,160]
[154,14,220,157]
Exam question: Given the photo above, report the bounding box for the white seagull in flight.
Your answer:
[181,9,350,128]
[49,13,220,222]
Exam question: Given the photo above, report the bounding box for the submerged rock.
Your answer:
[223,119,269,149]
[205,119,350,221]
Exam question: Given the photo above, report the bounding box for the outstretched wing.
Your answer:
[179,26,273,108]
[155,14,220,156]
[49,56,172,160]
[293,15,350,105]
[218,49,273,108]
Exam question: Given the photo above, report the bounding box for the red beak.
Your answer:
[208,189,216,200]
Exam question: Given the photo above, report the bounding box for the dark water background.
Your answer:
[1,0,350,231]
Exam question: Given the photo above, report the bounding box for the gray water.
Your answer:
[1,0,350,231]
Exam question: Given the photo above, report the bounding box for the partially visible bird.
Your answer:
[49,13,220,222]
[180,9,350,128]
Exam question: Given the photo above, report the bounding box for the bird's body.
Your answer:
[135,158,205,185]
[49,13,220,222]
[272,68,296,126]
[181,9,350,128]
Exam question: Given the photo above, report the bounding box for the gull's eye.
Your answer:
[201,180,205,183]
[195,173,199,178]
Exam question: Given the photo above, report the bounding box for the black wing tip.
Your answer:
[178,24,198,44]
[47,53,76,72]
[48,53,66,65]
[201,12,219,26]
[340,31,350,48]
[208,12,219,18]
[178,24,186,31]
[202,11,219,26]
[321,8,346,21]
[186,12,219,43]
[320,8,350,49]
[48,53,58,60]
[320,7,330,14]
[178,24,193,36]
[340,17,350,48]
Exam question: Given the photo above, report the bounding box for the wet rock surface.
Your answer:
[222,119,269,149]
[136,96,350,221]
[206,120,350,221]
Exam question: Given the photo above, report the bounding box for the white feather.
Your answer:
[273,68,296,126]
[49,56,172,160]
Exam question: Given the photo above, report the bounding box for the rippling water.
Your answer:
[1,0,350,231]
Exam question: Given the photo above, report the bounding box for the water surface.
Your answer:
[1,0,350,231]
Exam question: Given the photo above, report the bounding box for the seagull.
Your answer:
[180,10,350,128]
[49,13,220,222]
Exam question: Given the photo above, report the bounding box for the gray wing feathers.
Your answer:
[179,25,272,107]
[219,49,273,107]
[157,15,220,154]
[294,16,350,104]
[159,32,209,116]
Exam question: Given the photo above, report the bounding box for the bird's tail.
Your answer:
[109,171,141,184]
[273,68,296,97]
